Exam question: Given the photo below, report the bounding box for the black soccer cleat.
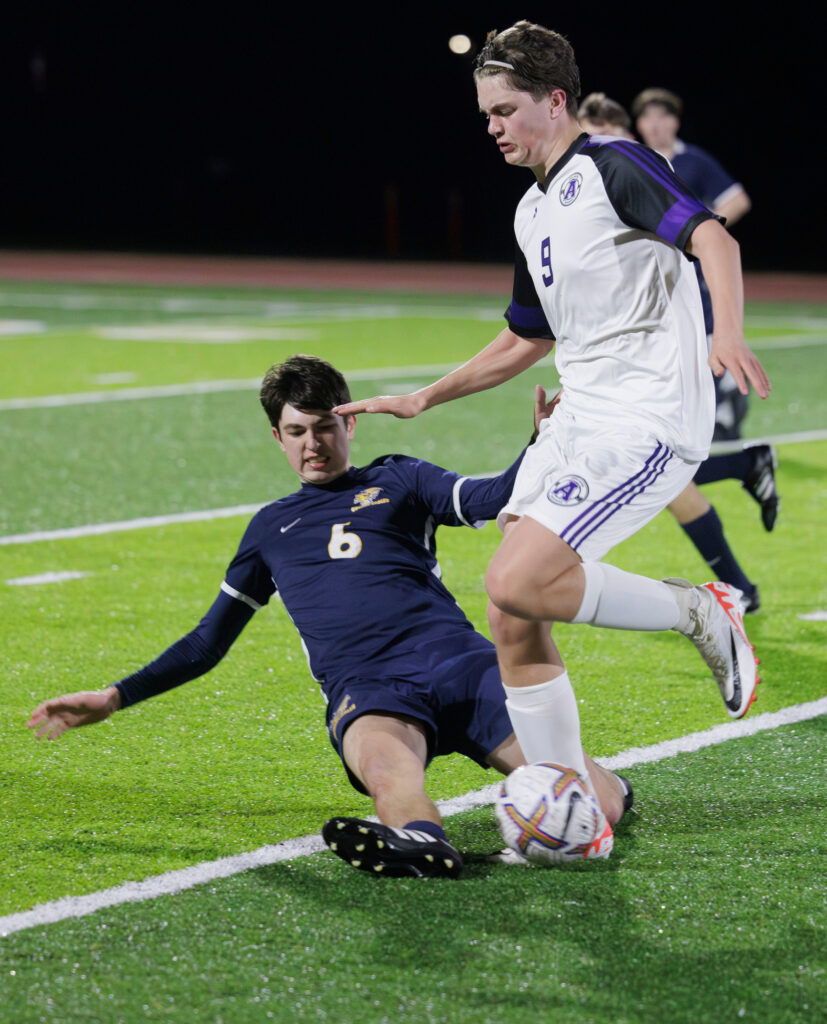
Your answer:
[322,817,463,879]
[742,444,779,532]
[615,773,635,816]
[740,585,760,615]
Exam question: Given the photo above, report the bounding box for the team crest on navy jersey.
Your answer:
[351,486,390,512]
[559,172,582,206]
[547,474,589,505]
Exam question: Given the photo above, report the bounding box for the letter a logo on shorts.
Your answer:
[547,474,589,506]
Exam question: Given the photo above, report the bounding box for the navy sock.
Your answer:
[404,819,447,841]
[694,450,752,485]
[681,506,753,594]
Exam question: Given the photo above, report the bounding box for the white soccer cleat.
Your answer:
[667,578,759,719]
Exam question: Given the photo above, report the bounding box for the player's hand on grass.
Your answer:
[708,334,771,398]
[27,687,122,740]
[333,392,427,419]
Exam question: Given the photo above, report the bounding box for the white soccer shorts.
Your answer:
[497,409,699,562]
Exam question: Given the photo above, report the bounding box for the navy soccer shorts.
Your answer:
[323,633,513,795]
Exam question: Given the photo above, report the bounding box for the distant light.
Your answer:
[448,34,472,55]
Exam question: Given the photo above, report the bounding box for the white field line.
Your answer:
[0,364,464,411]
[0,288,824,327]
[3,427,826,550]
[1,698,824,938]
[748,333,827,350]
[0,504,267,546]
[5,570,92,586]
[0,290,507,321]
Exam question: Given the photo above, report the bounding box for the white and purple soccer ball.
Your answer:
[495,762,602,865]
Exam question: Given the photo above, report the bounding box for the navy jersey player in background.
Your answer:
[579,92,778,613]
[28,355,630,879]
[633,88,780,539]
[335,21,770,862]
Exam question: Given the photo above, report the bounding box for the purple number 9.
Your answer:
[541,237,553,286]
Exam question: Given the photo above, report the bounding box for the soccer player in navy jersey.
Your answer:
[577,92,774,613]
[335,21,771,862]
[28,355,630,879]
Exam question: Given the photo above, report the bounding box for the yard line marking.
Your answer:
[0,504,267,546]
[5,570,92,586]
[97,326,318,343]
[2,426,825,547]
[709,428,827,451]
[1,698,824,937]
[0,363,466,411]
[747,333,827,350]
[0,287,824,328]
[0,319,44,335]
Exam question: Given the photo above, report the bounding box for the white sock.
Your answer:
[571,561,682,631]
[503,673,587,776]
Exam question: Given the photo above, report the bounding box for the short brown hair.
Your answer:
[474,21,581,114]
[631,87,683,120]
[259,355,351,429]
[578,92,631,131]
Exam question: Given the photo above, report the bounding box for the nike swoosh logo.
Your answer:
[280,518,301,533]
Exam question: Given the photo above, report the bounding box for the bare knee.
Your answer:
[487,600,524,645]
[485,559,530,618]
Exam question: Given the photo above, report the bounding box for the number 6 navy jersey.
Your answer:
[505,132,719,463]
[221,452,521,692]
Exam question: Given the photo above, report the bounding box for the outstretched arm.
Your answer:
[333,329,554,418]
[686,218,769,398]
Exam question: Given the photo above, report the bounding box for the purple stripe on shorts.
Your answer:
[560,443,674,550]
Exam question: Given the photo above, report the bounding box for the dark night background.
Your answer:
[1,3,823,271]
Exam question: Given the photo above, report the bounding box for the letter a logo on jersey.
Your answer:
[559,172,582,206]
[547,474,589,506]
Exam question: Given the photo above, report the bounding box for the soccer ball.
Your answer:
[495,762,603,865]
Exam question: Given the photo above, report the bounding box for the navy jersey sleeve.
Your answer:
[585,138,722,253]
[505,242,556,340]
[674,145,738,208]
[114,590,255,707]
[400,446,525,528]
[223,510,279,609]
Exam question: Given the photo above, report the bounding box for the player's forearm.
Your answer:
[114,591,254,707]
[713,189,751,228]
[415,329,553,412]
[687,219,744,337]
[460,444,528,521]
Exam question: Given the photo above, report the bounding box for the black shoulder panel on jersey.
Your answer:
[505,241,555,340]
[581,138,720,253]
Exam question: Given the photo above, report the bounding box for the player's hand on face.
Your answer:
[708,334,771,399]
[27,688,122,740]
[333,393,426,419]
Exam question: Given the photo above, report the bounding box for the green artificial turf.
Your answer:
[1,280,825,1023]
[3,721,824,1024]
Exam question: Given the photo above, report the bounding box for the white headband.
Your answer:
[482,59,515,70]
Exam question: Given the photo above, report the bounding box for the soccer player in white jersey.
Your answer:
[335,21,771,860]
